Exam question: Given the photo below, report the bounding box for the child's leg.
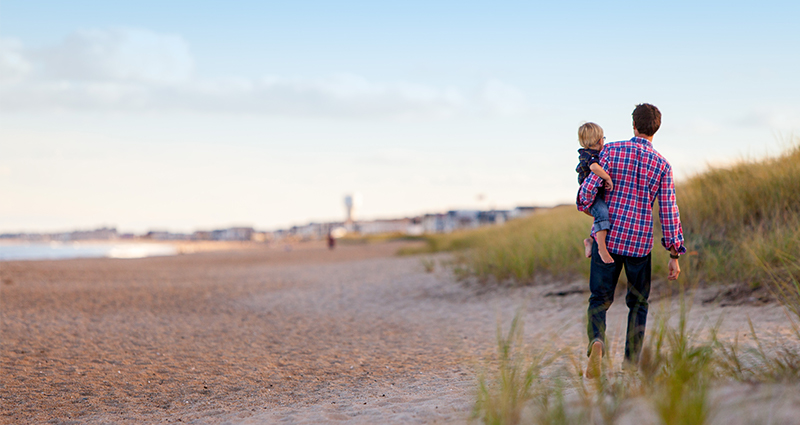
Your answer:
[595,229,614,264]
[584,237,593,258]
[590,195,614,264]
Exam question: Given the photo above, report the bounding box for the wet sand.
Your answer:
[1,241,796,424]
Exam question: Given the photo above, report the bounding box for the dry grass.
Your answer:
[679,143,800,286]
[472,284,800,425]
[473,298,720,425]
[461,142,800,423]
[411,141,800,288]
[403,207,590,284]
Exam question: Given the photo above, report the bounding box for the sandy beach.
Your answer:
[1,241,798,424]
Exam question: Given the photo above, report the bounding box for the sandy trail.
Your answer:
[0,242,796,424]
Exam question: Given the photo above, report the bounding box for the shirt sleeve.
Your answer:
[577,174,602,212]
[657,165,687,254]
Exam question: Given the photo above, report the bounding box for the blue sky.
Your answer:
[1,1,799,233]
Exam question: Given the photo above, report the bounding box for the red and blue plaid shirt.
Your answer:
[577,137,686,257]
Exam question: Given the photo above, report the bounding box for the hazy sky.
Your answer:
[1,1,799,233]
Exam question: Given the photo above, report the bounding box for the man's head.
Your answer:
[578,122,605,150]
[632,103,661,137]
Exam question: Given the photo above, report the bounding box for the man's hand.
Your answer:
[604,178,614,191]
[668,258,680,280]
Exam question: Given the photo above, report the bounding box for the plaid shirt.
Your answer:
[577,137,686,257]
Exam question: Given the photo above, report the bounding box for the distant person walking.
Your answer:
[577,103,686,378]
[328,230,336,250]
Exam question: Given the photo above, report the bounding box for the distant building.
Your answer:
[509,206,539,219]
[478,210,511,225]
[0,204,545,244]
[143,231,190,240]
[66,227,119,241]
[210,227,254,241]
[192,231,213,241]
[356,218,412,235]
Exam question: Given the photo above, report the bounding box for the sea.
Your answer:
[0,242,178,261]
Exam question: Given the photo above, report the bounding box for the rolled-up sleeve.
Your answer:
[657,165,687,254]
[577,173,602,212]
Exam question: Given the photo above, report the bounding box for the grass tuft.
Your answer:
[474,314,554,425]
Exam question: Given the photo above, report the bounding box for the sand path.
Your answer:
[0,242,795,424]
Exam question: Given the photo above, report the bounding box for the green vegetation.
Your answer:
[467,142,800,423]
[473,302,718,424]
[408,142,800,287]
[473,283,800,424]
[474,314,554,425]
[339,232,425,245]
[680,143,800,286]
[399,206,591,284]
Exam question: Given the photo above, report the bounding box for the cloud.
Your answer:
[0,38,31,82]
[737,106,800,131]
[39,28,193,83]
[481,79,529,116]
[0,28,528,119]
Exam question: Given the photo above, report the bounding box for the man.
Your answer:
[577,103,686,378]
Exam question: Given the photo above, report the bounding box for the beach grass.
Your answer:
[400,206,590,284]
[471,247,800,424]
[471,286,800,425]
[474,314,554,425]
[464,142,800,423]
[472,301,714,424]
[410,141,800,288]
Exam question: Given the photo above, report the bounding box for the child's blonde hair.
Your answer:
[578,122,604,149]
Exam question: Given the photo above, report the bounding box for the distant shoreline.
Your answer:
[0,240,261,261]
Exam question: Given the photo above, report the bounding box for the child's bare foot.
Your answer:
[598,248,615,264]
[583,238,592,258]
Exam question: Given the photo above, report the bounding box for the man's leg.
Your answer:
[587,241,623,355]
[623,253,652,364]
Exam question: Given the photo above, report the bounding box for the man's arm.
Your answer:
[668,246,681,281]
[657,165,687,280]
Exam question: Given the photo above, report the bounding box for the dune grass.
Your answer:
[472,226,800,424]
[473,284,800,425]
[679,142,800,286]
[473,298,719,425]
[409,141,800,288]
[400,206,591,284]
[468,142,800,423]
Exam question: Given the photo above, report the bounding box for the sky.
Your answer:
[1,0,799,233]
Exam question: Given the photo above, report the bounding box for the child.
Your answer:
[576,122,614,264]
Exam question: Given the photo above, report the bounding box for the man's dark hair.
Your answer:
[632,103,661,136]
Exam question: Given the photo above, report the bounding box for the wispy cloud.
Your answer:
[0,28,528,119]
[736,106,800,131]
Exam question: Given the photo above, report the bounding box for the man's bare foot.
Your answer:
[584,238,592,258]
[586,340,603,379]
[598,248,615,264]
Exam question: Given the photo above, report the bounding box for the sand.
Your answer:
[1,241,798,424]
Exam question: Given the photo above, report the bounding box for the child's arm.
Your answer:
[589,163,614,191]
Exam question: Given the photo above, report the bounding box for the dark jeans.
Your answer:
[587,240,651,362]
